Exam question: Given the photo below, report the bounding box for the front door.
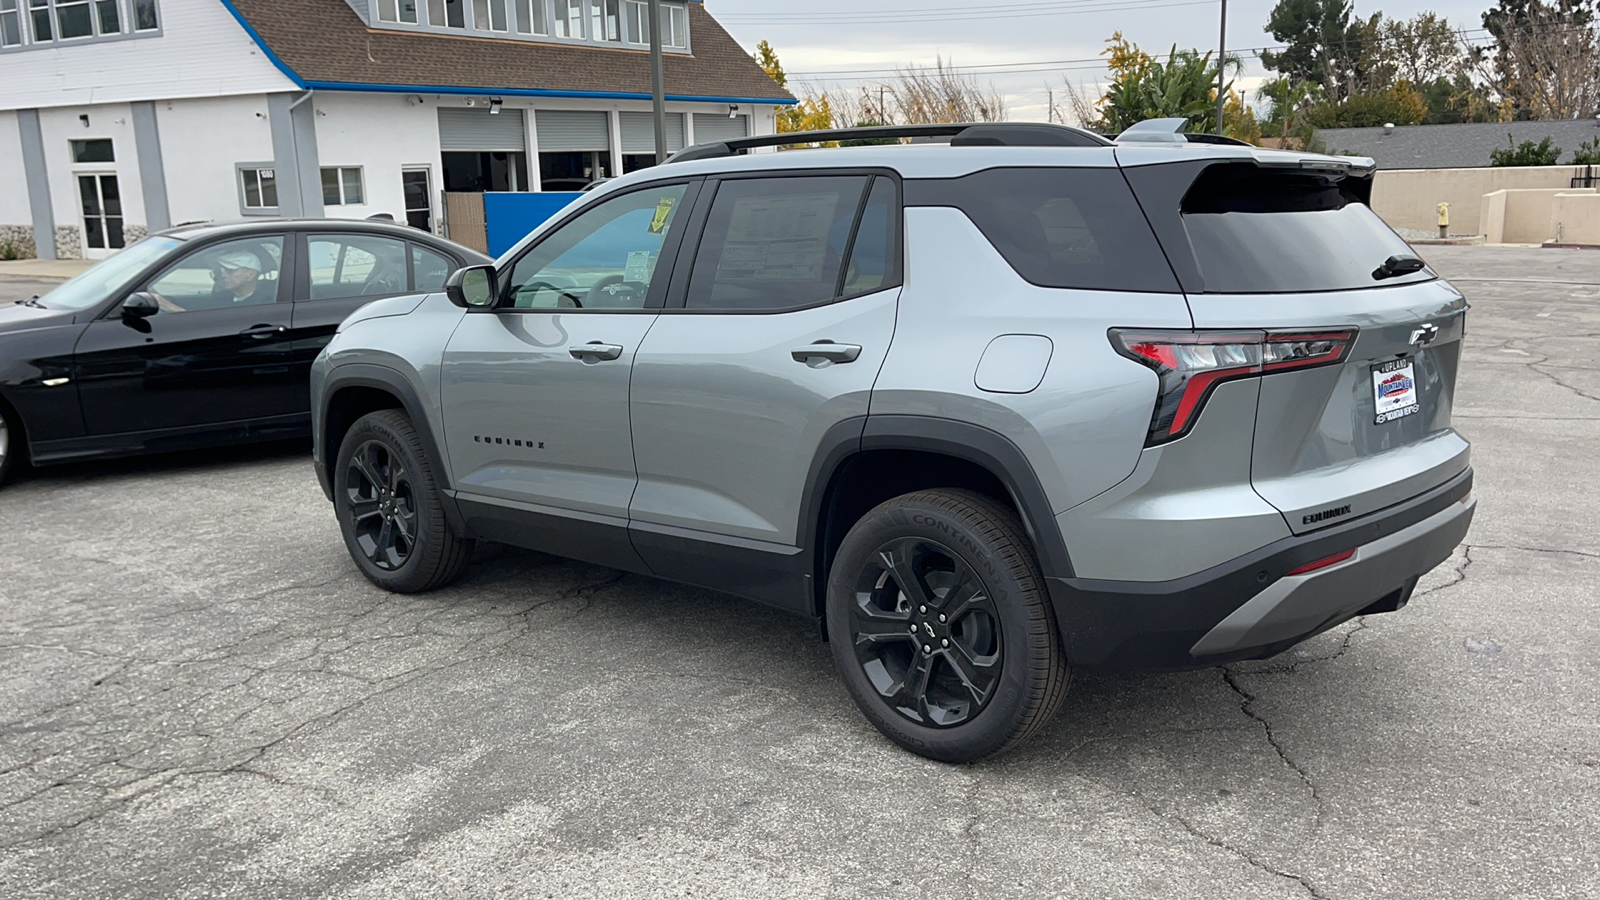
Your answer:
[78,174,124,260]
[629,173,902,549]
[74,234,299,436]
[439,180,694,563]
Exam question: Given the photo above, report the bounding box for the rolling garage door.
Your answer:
[535,110,611,151]
[692,113,749,144]
[618,111,685,154]
[437,107,527,151]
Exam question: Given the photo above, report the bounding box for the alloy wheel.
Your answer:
[850,537,1004,728]
[344,439,417,571]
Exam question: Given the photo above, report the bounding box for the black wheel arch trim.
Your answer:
[318,365,458,526]
[799,414,1077,619]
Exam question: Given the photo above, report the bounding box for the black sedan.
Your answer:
[0,219,489,485]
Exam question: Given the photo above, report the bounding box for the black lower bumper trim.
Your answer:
[1047,468,1473,670]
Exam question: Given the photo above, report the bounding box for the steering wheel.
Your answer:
[518,281,584,308]
[584,274,646,309]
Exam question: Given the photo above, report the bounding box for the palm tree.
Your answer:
[1100,46,1243,134]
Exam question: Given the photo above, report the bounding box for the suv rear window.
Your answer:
[1181,164,1433,294]
[905,167,1179,293]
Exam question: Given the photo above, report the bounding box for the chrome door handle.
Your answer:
[241,324,287,339]
[569,341,624,361]
[790,341,862,365]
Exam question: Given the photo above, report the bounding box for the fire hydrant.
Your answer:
[1437,202,1450,239]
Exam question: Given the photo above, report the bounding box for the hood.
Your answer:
[0,301,78,334]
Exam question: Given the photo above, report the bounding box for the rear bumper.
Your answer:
[1046,467,1474,670]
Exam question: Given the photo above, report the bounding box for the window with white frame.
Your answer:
[471,0,507,32]
[623,0,685,48]
[376,0,419,24]
[4,0,156,46]
[239,166,279,212]
[552,0,581,37]
[370,0,684,49]
[321,167,366,206]
[513,0,545,34]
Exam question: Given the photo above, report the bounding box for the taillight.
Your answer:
[1110,328,1355,445]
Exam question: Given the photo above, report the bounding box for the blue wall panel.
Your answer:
[483,192,584,257]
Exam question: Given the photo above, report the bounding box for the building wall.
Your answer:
[37,103,148,239]
[1371,165,1584,234]
[0,0,297,112]
[0,111,29,241]
[312,93,444,225]
[1551,193,1600,246]
[1479,188,1596,244]
[156,95,277,225]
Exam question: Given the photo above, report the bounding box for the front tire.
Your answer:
[0,405,20,487]
[334,410,473,593]
[826,489,1070,762]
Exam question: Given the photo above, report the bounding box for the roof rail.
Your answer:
[665,122,1113,164]
[1116,117,1253,147]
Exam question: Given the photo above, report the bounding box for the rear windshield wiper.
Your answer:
[1372,254,1426,280]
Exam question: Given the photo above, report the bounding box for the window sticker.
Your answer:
[715,192,839,281]
[648,196,675,234]
[624,249,653,283]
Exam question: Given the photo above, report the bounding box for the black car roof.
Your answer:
[153,219,491,262]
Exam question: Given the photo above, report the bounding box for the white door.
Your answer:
[77,173,124,259]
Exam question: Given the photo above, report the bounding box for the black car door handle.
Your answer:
[569,342,624,361]
[241,324,287,339]
[791,341,862,364]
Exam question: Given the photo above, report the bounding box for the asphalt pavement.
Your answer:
[0,246,1596,899]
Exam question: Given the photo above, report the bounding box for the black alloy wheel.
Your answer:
[334,410,472,593]
[850,537,1004,728]
[345,439,417,571]
[827,489,1071,763]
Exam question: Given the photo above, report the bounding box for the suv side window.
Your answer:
[684,174,874,312]
[840,176,898,297]
[501,182,688,310]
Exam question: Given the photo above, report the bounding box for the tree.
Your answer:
[1258,76,1323,144]
[754,40,787,89]
[1572,136,1600,164]
[1260,0,1368,99]
[1307,82,1429,128]
[1490,134,1563,165]
[1356,12,1465,93]
[1094,34,1241,135]
[754,41,835,140]
[1472,0,1600,119]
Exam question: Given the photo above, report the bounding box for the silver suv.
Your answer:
[310,121,1474,763]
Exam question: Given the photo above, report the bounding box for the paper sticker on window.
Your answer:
[624,249,654,283]
[715,192,839,281]
[648,197,675,234]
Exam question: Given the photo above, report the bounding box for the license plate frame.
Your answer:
[1372,357,1420,424]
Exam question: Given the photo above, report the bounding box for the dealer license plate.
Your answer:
[1372,358,1420,424]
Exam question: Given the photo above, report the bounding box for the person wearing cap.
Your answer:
[210,250,267,306]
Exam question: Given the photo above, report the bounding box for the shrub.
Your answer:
[1571,137,1600,167]
[1490,135,1562,167]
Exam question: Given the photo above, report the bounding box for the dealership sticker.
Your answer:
[1373,358,1420,424]
[648,197,675,234]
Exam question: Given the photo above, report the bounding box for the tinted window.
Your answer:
[413,244,455,292]
[908,167,1179,293]
[503,182,686,310]
[144,236,284,313]
[36,236,180,311]
[1181,164,1432,293]
[307,234,409,300]
[841,176,898,297]
[686,175,869,311]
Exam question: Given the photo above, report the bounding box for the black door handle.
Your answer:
[791,341,862,365]
[241,324,287,339]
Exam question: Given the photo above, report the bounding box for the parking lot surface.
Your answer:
[2,246,1596,899]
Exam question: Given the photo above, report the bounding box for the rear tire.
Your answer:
[826,489,1070,763]
[334,410,472,593]
[0,405,20,487]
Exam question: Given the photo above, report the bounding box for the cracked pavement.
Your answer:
[1,246,1597,898]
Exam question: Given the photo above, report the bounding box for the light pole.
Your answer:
[1215,0,1227,135]
[648,0,667,164]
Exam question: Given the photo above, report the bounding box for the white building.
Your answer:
[0,0,792,258]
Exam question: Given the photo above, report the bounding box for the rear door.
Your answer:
[627,172,901,597]
[1124,156,1469,533]
[289,231,426,381]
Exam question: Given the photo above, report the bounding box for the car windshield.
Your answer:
[36,237,183,310]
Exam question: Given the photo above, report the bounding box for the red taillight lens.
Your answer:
[1110,328,1355,445]
[1286,548,1356,576]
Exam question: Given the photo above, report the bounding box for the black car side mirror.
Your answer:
[121,292,160,319]
[445,265,498,309]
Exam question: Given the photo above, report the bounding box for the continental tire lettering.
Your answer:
[910,514,985,559]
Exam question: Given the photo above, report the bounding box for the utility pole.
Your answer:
[1047,89,1053,123]
[878,85,887,122]
[648,0,667,165]
[1215,0,1227,135]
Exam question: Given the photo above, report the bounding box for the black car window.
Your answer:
[502,181,688,310]
[685,175,871,311]
[144,236,285,314]
[905,167,1180,293]
[840,176,899,297]
[306,234,410,300]
[412,244,455,293]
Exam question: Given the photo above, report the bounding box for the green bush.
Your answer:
[0,240,35,261]
[1490,135,1562,167]
[1571,137,1600,166]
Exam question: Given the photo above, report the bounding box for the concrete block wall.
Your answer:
[1550,193,1600,245]
[1479,187,1596,244]
[1370,165,1584,234]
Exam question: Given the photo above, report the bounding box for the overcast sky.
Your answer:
[706,0,1500,123]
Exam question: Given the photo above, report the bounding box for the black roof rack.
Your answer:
[665,122,1113,164]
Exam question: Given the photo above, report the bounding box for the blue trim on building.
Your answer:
[216,0,793,106]
[303,80,796,106]
[216,0,307,89]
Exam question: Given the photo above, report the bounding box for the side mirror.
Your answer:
[444,265,498,309]
[121,292,160,319]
